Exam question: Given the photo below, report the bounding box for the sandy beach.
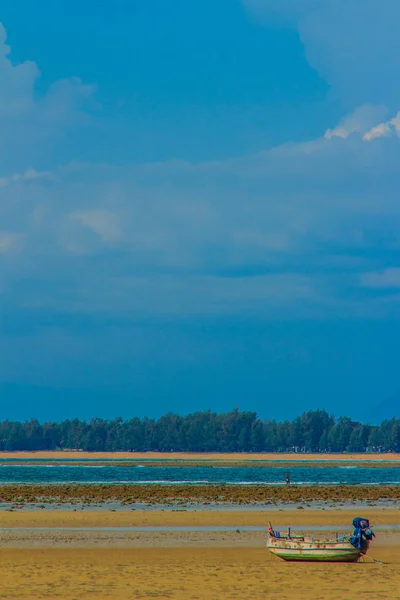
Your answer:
[0,506,398,597]
[0,538,399,599]
[0,458,399,598]
[1,451,399,461]
[0,508,399,528]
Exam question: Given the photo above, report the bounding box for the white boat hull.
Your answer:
[267,537,362,562]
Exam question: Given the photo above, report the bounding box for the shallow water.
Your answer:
[0,465,399,485]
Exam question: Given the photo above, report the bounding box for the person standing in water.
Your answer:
[285,472,290,485]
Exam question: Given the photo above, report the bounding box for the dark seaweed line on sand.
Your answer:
[0,484,399,504]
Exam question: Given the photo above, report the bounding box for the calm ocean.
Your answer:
[0,463,398,485]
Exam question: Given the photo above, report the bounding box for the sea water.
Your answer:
[0,464,398,485]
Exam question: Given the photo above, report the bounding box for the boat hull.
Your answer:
[267,539,361,562]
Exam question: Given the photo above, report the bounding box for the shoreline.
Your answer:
[1,451,400,461]
[2,459,400,468]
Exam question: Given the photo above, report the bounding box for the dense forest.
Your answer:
[0,409,399,453]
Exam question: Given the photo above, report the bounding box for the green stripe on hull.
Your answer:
[269,546,357,552]
[279,555,359,562]
[273,552,359,562]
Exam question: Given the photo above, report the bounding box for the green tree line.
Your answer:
[0,409,399,452]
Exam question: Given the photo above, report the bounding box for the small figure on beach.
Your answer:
[285,472,290,485]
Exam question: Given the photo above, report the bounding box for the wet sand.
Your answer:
[0,528,272,549]
[0,528,399,548]
[0,544,399,599]
[1,451,399,460]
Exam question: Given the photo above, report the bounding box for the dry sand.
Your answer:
[0,508,399,528]
[0,545,399,600]
[1,450,400,460]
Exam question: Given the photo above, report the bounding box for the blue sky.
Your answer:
[1,0,400,422]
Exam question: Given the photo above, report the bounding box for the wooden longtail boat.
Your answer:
[266,518,375,563]
[267,531,362,562]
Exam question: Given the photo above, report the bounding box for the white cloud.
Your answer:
[363,111,400,141]
[244,0,400,110]
[390,112,400,135]
[322,107,400,143]
[361,268,400,289]
[71,210,122,244]
[324,105,387,140]
[0,22,93,173]
[363,123,392,142]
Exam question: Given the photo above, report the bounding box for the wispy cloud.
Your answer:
[361,268,400,289]
[323,107,400,143]
[324,105,388,140]
[363,112,400,141]
[0,231,24,254]
[0,168,51,188]
[71,210,123,244]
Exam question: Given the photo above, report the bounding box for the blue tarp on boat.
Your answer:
[350,517,375,550]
